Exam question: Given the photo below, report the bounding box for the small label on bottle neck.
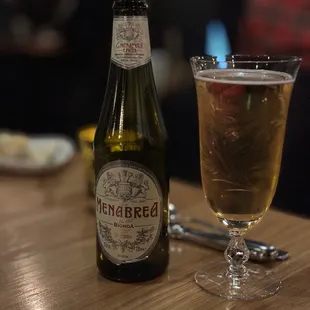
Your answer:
[111,16,151,70]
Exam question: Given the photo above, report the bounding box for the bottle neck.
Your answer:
[113,0,148,17]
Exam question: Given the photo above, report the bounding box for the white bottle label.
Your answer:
[96,160,163,265]
[111,16,151,70]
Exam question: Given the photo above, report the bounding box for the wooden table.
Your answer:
[0,157,309,310]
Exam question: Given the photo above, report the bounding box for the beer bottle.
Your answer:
[94,0,170,283]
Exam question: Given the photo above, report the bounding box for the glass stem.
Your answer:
[225,230,250,280]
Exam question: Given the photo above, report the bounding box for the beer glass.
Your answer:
[78,125,96,198]
[190,55,301,300]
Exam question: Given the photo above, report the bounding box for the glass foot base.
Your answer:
[194,261,282,301]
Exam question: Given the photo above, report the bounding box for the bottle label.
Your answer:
[111,16,151,70]
[96,160,163,265]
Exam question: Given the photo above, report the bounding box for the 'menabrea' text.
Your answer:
[97,198,158,219]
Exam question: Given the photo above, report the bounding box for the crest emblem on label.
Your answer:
[111,16,151,70]
[96,160,163,265]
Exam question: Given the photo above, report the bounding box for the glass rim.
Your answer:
[77,124,97,142]
[190,54,302,64]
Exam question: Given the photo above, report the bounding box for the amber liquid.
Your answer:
[78,126,96,197]
[195,69,294,230]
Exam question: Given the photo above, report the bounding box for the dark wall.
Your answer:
[1,0,113,138]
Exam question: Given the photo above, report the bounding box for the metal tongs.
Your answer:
[168,203,289,263]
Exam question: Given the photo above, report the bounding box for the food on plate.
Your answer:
[0,131,58,165]
[0,132,29,158]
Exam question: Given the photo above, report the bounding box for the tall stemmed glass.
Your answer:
[190,55,301,300]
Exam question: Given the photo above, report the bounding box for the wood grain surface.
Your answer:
[0,157,309,310]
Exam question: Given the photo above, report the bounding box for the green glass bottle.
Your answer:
[94,0,170,283]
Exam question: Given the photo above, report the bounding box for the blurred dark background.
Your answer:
[1,0,310,216]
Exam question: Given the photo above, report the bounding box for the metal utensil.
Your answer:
[169,203,228,235]
[168,203,289,262]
